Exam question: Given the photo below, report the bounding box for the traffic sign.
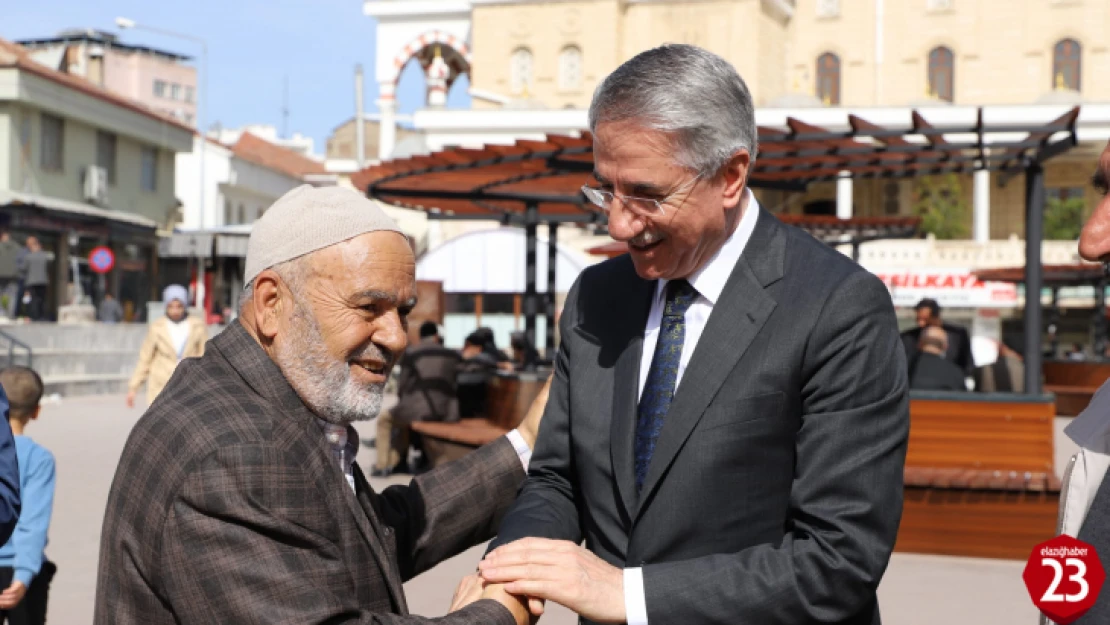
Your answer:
[1024,535,1105,624]
[89,246,115,274]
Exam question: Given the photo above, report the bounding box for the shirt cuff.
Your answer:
[624,567,648,625]
[505,429,532,471]
[13,568,33,587]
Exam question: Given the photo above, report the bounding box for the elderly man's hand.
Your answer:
[479,538,626,623]
[449,574,485,612]
[516,376,552,450]
[480,582,535,625]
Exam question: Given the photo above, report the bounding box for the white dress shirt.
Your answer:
[624,191,761,625]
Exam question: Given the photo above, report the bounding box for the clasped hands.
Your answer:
[451,538,627,624]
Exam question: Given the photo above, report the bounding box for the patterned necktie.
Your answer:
[635,279,698,492]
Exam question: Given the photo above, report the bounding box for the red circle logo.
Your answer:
[1024,535,1106,624]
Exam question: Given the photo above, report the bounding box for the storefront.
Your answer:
[0,191,159,322]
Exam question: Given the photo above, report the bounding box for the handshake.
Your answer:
[447,538,628,624]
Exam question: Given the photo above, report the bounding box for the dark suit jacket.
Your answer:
[95,323,525,624]
[0,387,18,546]
[908,352,968,391]
[901,323,975,376]
[392,338,461,424]
[492,208,909,624]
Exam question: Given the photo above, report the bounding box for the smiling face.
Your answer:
[267,231,416,424]
[1079,140,1110,262]
[593,120,750,281]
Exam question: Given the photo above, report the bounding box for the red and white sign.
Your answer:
[871,268,1018,309]
[1024,535,1105,624]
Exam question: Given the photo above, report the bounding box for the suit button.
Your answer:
[383,527,393,536]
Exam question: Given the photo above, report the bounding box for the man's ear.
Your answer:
[721,148,751,210]
[31,406,41,421]
[252,271,284,340]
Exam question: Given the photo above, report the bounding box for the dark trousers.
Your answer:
[25,286,46,321]
[0,562,55,625]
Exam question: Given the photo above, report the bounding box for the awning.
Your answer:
[159,233,213,258]
[0,189,158,229]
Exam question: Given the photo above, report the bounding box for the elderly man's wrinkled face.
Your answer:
[594,120,749,281]
[273,231,415,424]
[1079,140,1110,262]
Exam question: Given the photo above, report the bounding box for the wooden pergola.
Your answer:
[354,106,1081,391]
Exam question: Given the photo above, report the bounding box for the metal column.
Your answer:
[1024,163,1046,395]
[524,203,539,352]
[546,222,559,359]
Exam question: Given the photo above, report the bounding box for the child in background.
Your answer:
[0,367,55,625]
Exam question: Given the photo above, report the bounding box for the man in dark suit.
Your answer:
[908,326,968,392]
[478,45,909,624]
[900,298,975,377]
[373,321,462,476]
[95,186,535,625]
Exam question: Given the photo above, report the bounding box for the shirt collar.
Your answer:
[318,419,360,458]
[656,188,761,306]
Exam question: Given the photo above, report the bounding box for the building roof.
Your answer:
[0,37,193,133]
[16,29,193,61]
[231,132,327,179]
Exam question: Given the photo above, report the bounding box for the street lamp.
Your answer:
[115,16,208,232]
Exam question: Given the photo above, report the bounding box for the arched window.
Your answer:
[928,46,954,103]
[559,46,582,91]
[816,53,840,105]
[510,48,533,95]
[1053,39,1081,91]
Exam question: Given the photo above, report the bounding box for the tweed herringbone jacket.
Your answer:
[96,322,525,624]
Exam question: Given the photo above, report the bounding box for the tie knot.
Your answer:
[663,279,697,318]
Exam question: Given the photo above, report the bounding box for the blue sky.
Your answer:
[5,0,470,150]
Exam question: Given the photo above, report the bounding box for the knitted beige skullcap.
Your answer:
[243,184,403,284]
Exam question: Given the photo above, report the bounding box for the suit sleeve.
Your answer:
[0,389,18,546]
[374,436,526,581]
[487,277,583,551]
[162,444,517,625]
[641,270,910,624]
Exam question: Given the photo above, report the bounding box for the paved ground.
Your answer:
[34,394,1038,624]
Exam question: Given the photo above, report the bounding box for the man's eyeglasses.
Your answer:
[581,175,701,218]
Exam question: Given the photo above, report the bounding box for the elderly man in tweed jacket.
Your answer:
[95,186,538,625]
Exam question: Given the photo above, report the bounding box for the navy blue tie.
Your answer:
[634,279,698,492]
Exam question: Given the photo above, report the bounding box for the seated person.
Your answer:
[508,332,540,372]
[458,331,500,418]
[909,326,968,392]
[474,327,514,372]
[373,321,461,477]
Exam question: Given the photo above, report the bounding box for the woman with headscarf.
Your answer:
[125,285,207,408]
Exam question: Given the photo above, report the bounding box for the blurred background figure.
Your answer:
[0,233,19,320]
[126,285,207,408]
[97,293,123,324]
[909,326,968,392]
[901,299,976,378]
[508,331,539,372]
[0,366,56,625]
[974,339,1025,394]
[373,321,460,477]
[19,238,49,323]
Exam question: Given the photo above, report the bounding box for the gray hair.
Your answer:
[588,44,758,175]
[239,255,308,314]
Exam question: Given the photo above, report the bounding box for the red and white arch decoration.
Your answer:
[391,30,471,75]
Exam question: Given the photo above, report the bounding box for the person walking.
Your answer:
[19,239,48,322]
[126,285,207,408]
[0,233,20,320]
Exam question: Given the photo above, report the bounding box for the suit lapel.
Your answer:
[611,276,656,523]
[635,209,785,520]
[351,464,408,614]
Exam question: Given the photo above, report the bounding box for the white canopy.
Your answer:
[417,228,590,293]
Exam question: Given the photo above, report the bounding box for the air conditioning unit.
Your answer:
[84,165,108,205]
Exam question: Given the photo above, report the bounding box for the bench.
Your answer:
[411,373,549,468]
[896,392,1060,560]
[1043,361,1110,417]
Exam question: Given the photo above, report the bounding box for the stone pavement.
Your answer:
[33,394,1037,624]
